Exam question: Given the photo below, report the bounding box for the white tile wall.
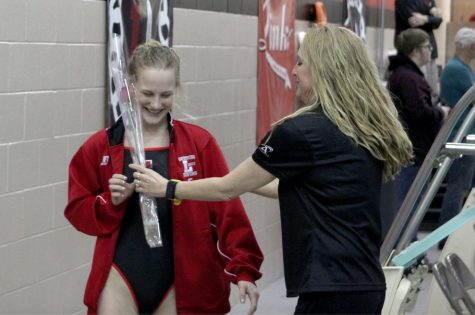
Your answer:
[25,92,57,140]
[0,94,25,143]
[0,193,24,246]
[8,141,40,192]
[8,44,44,92]
[23,186,55,235]
[56,0,84,43]
[82,88,106,132]
[40,45,72,90]
[0,145,7,194]
[0,1,27,41]
[53,182,69,228]
[0,44,10,93]
[26,0,60,42]
[81,1,107,44]
[94,45,107,85]
[67,133,92,161]
[0,262,91,314]
[0,0,105,313]
[54,90,83,136]
[173,8,283,292]
[0,227,93,294]
[39,137,69,184]
[68,45,103,89]
[174,46,197,82]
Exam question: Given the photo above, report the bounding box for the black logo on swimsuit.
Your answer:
[258,144,274,156]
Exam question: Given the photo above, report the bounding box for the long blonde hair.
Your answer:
[280,25,412,181]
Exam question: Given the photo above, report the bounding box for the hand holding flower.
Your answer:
[130,164,168,198]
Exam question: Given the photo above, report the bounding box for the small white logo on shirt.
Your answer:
[258,144,274,156]
[100,155,109,166]
[178,155,198,178]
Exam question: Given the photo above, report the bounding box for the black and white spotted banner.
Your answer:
[107,0,173,122]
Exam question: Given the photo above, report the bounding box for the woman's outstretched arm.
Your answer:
[252,179,279,199]
[129,157,276,201]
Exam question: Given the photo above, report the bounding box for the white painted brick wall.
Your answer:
[172,8,283,306]
[0,0,104,313]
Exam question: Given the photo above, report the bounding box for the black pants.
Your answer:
[294,290,385,315]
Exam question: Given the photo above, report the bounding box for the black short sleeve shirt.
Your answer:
[252,111,385,296]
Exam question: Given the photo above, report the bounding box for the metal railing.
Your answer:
[381,84,475,265]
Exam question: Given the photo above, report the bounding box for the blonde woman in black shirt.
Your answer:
[130,25,413,315]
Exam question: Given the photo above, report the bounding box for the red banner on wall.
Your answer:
[257,0,296,144]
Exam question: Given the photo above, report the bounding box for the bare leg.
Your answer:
[97,266,138,315]
[152,287,176,315]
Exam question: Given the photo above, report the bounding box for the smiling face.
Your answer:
[134,67,176,130]
[293,48,314,104]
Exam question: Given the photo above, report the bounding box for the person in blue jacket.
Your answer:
[438,27,475,249]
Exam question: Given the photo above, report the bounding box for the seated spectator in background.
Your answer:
[387,28,450,223]
[395,0,443,96]
[438,27,475,249]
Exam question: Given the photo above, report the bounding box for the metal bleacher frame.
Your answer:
[380,85,475,315]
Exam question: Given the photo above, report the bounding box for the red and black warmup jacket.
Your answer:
[65,118,263,314]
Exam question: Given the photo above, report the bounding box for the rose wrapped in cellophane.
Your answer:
[109,34,163,248]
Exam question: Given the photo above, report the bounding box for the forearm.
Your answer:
[131,158,275,202]
[175,177,237,201]
[175,158,276,202]
[426,15,442,29]
[252,179,279,199]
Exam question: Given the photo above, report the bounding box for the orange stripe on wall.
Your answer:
[365,0,395,10]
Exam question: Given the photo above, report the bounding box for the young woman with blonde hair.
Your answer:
[65,39,263,315]
[131,26,413,314]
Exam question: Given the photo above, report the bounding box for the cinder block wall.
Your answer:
[171,8,283,306]
[0,0,105,313]
[0,2,282,313]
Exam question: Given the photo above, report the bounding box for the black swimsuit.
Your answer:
[113,147,174,314]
